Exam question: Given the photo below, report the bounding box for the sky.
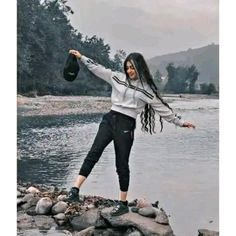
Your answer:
[67,0,219,59]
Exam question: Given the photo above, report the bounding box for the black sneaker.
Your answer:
[65,187,80,202]
[110,201,129,216]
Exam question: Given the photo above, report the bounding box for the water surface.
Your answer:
[17,96,219,236]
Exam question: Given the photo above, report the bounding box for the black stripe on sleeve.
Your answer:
[112,76,154,99]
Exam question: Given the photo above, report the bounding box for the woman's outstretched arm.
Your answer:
[69,49,115,85]
[140,88,195,128]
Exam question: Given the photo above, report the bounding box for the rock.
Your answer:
[154,211,169,225]
[95,228,127,236]
[138,207,156,218]
[53,213,66,221]
[51,201,68,214]
[17,212,35,230]
[73,226,95,236]
[33,215,56,230]
[95,214,108,229]
[17,198,24,205]
[70,208,99,231]
[152,201,159,209]
[35,197,53,215]
[21,202,34,210]
[17,229,72,236]
[87,204,95,210]
[17,191,22,197]
[136,198,152,208]
[22,193,34,202]
[53,212,68,226]
[198,229,219,236]
[26,206,37,216]
[18,186,27,193]
[101,207,174,236]
[131,207,139,213]
[26,186,40,194]
[57,194,67,201]
[21,195,40,210]
[80,195,85,202]
[48,186,57,193]
[125,229,143,236]
[128,199,138,207]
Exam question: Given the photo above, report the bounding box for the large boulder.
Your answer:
[101,207,174,236]
[70,208,100,231]
[35,197,53,215]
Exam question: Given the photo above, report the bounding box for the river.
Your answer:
[17,95,219,236]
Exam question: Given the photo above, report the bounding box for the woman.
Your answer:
[66,49,195,216]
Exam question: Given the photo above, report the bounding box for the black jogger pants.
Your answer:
[79,110,136,192]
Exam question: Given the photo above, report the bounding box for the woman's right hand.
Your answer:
[69,49,82,59]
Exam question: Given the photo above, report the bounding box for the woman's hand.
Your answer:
[69,49,82,59]
[182,122,196,129]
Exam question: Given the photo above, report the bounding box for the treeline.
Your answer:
[153,64,218,95]
[18,0,217,97]
[17,0,124,96]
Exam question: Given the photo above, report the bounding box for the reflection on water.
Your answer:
[17,97,219,236]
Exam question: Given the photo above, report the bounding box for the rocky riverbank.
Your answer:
[17,95,111,116]
[17,182,173,236]
[17,94,217,117]
[17,183,219,236]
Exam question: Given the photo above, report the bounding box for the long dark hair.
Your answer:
[124,52,172,134]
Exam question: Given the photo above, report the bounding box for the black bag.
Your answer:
[63,54,80,82]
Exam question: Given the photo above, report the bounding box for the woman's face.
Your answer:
[126,61,138,80]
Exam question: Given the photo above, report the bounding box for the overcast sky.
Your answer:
[67,0,219,59]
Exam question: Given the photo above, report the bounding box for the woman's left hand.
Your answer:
[182,122,196,129]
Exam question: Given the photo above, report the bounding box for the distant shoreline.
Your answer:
[17,94,218,117]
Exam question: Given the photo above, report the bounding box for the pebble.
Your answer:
[136,198,152,208]
[154,210,169,225]
[53,213,66,221]
[17,191,22,197]
[26,186,40,194]
[138,206,156,218]
[57,194,67,201]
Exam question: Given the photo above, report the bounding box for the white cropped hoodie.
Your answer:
[80,55,184,127]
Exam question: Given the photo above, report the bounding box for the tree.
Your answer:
[207,83,217,94]
[153,69,163,90]
[17,0,124,96]
[200,83,217,95]
[164,63,199,93]
[188,65,199,94]
[112,49,127,72]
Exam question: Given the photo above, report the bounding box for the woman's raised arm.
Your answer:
[69,49,114,85]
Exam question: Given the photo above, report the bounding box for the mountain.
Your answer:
[147,44,219,86]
